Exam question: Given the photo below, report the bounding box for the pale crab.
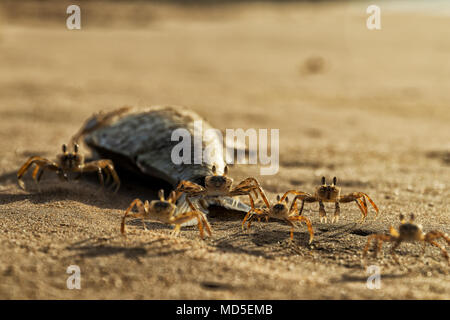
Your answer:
[363,213,450,265]
[289,177,379,223]
[241,189,314,243]
[121,189,212,239]
[175,165,262,213]
[17,143,120,192]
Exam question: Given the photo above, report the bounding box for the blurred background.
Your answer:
[0,0,449,179]
[0,0,449,177]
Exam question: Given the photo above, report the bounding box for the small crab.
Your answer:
[363,213,450,265]
[17,143,120,192]
[289,177,379,223]
[175,165,262,212]
[241,189,314,243]
[121,189,212,239]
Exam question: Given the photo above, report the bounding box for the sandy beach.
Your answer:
[0,0,449,299]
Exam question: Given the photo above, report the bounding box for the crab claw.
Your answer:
[17,178,26,190]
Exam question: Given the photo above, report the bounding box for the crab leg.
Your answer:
[340,192,378,221]
[77,159,121,193]
[424,231,450,263]
[242,180,270,209]
[242,207,265,231]
[175,180,207,212]
[17,157,60,189]
[171,195,212,239]
[175,180,206,196]
[332,201,340,223]
[318,201,327,223]
[229,177,262,197]
[426,240,449,263]
[362,193,379,218]
[356,199,367,222]
[287,215,314,243]
[102,160,120,192]
[425,231,450,245]
[289,193,316,215]
[170,211,212,239]
[390,240,402,264]
[279,190,308,203]
[31,165,41,181]
[171,224,182,237]
[363,233,392,259]
[121,199,147,234]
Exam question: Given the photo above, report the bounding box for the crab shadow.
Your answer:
[248,224,313,247]
[212,231,281,259]
[66,237,188,260]
[211,220,314,259]
[0,186,121,210]
[315,222,378,239]
[126,219,175,231]
[334,272,408,284]
[248,221,365,247]
[0,168,172,210]
[208,205,248,222]
[310,222,377,254]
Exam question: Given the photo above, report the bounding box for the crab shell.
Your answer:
[77,106,251,220]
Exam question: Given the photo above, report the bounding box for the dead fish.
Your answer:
[72,106,251,220]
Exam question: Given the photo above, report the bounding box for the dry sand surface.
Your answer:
[0,1,449,299]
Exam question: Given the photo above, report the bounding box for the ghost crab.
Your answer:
[121,189,212,239]
[241,189,314,243]
[17,143,120,192]
[290,177,379,223]
[363,213,450,265]
[175,165,262,213]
